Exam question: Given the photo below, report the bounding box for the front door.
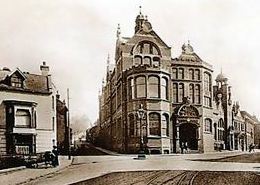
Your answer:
[179,123,198,150]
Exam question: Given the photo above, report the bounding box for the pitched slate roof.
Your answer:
[0,68,51,94]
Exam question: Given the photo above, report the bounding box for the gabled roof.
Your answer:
[9,68,27,80]
[0,68,51,94]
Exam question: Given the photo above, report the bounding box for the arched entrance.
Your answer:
[173,98,201,153]
[179,123,198,150]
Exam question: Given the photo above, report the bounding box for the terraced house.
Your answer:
[93,10,259,154]
[0,62,57,156]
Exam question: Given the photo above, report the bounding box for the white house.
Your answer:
[0,62,57,155]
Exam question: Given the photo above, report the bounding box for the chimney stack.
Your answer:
[40,61,49,76]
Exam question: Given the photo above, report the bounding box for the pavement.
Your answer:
[1,150,260,185]
[0,156,72,185]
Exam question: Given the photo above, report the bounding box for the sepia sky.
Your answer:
[0,0,259,125]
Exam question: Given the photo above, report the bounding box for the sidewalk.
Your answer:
[0,156,72,185]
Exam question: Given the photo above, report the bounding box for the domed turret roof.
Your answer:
[216,70,228,82]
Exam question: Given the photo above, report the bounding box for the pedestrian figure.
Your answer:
[52,146,59,167]
[184,142,188,154]
[249,143,253,152]
[180,142,184,154]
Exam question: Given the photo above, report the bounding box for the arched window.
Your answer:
[173,83,178,103]
[189,69,194,80]
[161,77,168,100]
[178,68,184,79]
[134,41,160,56]
[214,123,217,140]
[134,55,142,66]
[136,76,146,98]
[195,84,200,104]
[173,68,178,79]
[204,72,211,92]
[150,45,159,55]
[204,118,212,132]
[148,76,159,98]
[149,113,160,136]
[143,56,151,66]
[195,69,200,80]
[162,114,169,137]
[129,114,135,136]
[178,83,184,102]
[189,84,194,103]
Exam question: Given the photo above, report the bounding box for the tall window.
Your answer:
[204,72,211,92]
[134,55,142,66]
[162,114,169,137]
[178,83,184,102]
[189,69,194,80]
[217,119,225,141]
[161,77,168,100]
[148,76,159,98]
[52,117,55,131]
[189,84,194,103]
[52,96,55,110]
[15,109,31,127]
[136,76,146,98]
[149,113,160,136]
[173,83,178,103]
[205,118,212,132]
[173,68,177,79]
[129,78,134,99]
[204,96,212,107]
[117,85,122,107]
[195,84,200,104]
[195,69,200,80]
[178,68,184,79]
[129,114,135,136]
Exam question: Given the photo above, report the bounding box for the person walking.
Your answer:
[52,146,59,167]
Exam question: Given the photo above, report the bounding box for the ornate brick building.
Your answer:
[93,11,259,154]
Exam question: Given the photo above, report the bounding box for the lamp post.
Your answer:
[137,104,146,159]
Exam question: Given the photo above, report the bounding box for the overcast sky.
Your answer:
[0,0,259,125]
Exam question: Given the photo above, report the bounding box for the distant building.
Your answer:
[0,62,57,156]
[56,93,69,155]
[92,11,259,154]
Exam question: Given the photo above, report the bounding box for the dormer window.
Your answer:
[7,69,26,88]
[11,74,23,88]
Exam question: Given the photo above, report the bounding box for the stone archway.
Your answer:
[179,123,198,150]
[172,99,201,153]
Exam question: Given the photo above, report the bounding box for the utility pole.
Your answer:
[67,88,71,160]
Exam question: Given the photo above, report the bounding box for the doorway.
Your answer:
[179,123,198,150]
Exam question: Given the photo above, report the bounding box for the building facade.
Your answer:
[93,11,259,154]
[0,62,57,156]
[56,93,69,155]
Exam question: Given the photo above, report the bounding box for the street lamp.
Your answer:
[137,104,146,159]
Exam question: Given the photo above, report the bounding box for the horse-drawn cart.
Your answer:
[24,151,55,168]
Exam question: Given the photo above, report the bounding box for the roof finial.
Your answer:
[139,6,142,15]
[221,66,223,74]
[188,40,190,45]
[116,23,121,38]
